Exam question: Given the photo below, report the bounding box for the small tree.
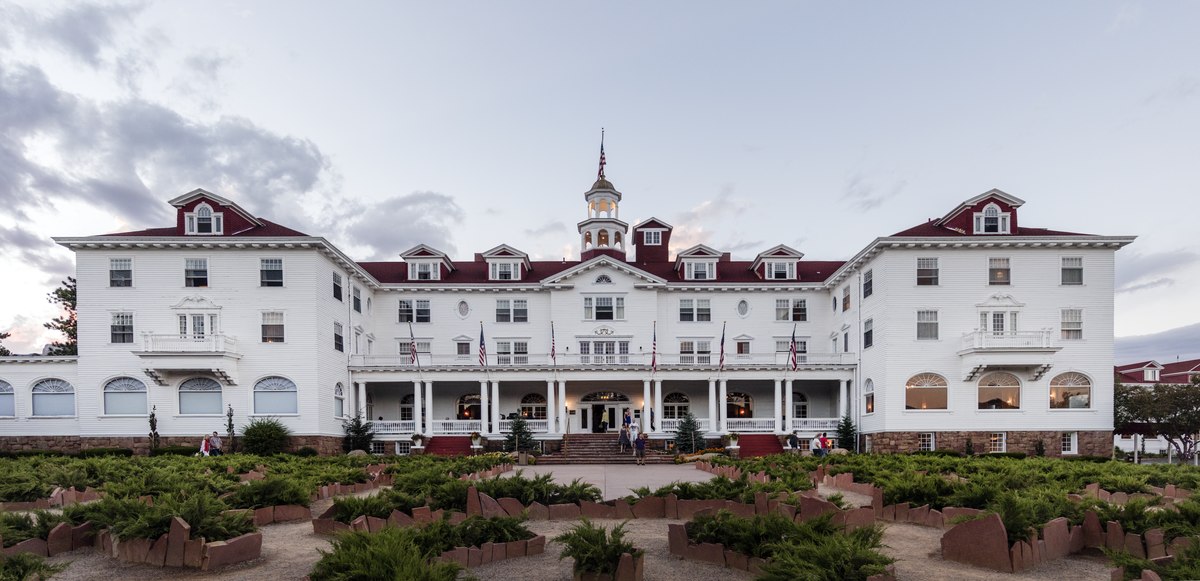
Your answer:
[342,414,375,453]
[148,405,161,451]
[836,414,857,452]
[1118,378,1200,461]
[673,411,704,454]
[225,404,237,454]
[44,278,77,356]
[241,417,292,455]
[505,416,535,452]
[965,438,975,455]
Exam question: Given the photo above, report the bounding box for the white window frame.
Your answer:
[0,380,14,418]
[333,322,344,352]
[973,203,1011,234]
[352,287,362,313]
[685,261,716,281]
[109,258,133,287]
[842,287,851,311]
[185,258,209,288]
[399,299,432,323]
[332,272,343,301]
[583,296,625,321]
[110,312,134,344]
[988,257,1011,285]
[408,261,440,280]
[643,230,662,246]
[863,378,875,415]
[489,262,520,281]
[775,298,807,322]
[334,383,345,419]
[31,379,76,417]
[184,203,224,235]
[495,339,529,365]
[102,377,147,416]
[918,432,935,452]
[178,377,222,416]
[1061,257,1083,286]
[398,340,432,364]
[1061,432,1078,455]
[253,376,298,415]
[678,298,712,322]
[917,310,939,340]
[766,261,795,280]
[863,319,873,349]
[260,258,284,287]
[261,311,285,343]
[916,257,939,286]
[1061,308,1083,340]
[863,269,873,298]
[735,340,751,356]
[989,432,1007,453]
[678,339,712,365]
[496,299,529,323]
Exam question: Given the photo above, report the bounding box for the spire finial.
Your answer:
[598,128,606,179]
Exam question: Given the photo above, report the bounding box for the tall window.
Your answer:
[842,287,851,311]
[398,340,431,362]
[916,258,939,286]
[103,377,147,415]
[260,258,283,287]
[456,341,471,357]
[767,261,794,280]
[679,340,711,365]
[1061,257,1083,285]
[686,261,715,280]
[1061,309,1083,340]
[978,372,1021,410]
[863,269,873,298]
[918,433,935,452]
[332,273,343,301]
[456,394,481,420]
[186,203,223,235]
[863,379,874,414]
[352,287,362,313]
[0,381,13,417]
[110,312,134,344]
[775,339,807,363]
[32,379,75,416]
[726,391,752,419]
[334,384,345,418]
[584,296,624,321]
[519,393,547,419]
[578,340,630,364]
[979,310,1019,335]
[399,299,431,323]
[490,262,518,281]
[974,203,1011,234]
[400,394,414,421]
[735,340,750,355]
[793,392,808,419]
[496,341,529,365]
[261,312,285,343]
[496,299,529,323]
[775,299,807,321]
[643,230,661,245]
[988,257,1010,285]
[333,322,344,352]
[178,378,221,415]
[905,373,948,410]
[917,310,939,340]
[185,258,208,287]
[679,299,711,322]
[863,319,874,349]
[1050,372,1092,409]
[410,262,438,280]
[989,432,1007,453]
[254,376,298,414]
[109,258,132,287]
[663,392,690,419]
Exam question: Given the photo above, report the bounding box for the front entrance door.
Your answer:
[591,404,619,433]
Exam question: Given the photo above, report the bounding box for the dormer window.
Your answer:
[973,203,1011,234]
[1144,369,1159,382]
[686,261,716,281]
[408,262,439,281]
[766,261,795,280]
[489,262,520,281]
[185,203,224,235]
[643,230,662,245]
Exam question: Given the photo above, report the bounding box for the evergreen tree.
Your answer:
[673,411,704,454]
[44,278,77,355]
[0,331,11,356]
[835,414,857,452]
[505,416,535,452]
[342,414,376,452]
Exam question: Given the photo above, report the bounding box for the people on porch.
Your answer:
[622,409,631,428]
[618,424,631,453]
[634,432,647,465]
[629,422,639,446]
[787,431,800,451]
[601,409,610,431]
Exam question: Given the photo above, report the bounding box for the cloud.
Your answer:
[670,184,748,251]
[0,314,52,355]
[0,224,73,278]
[524,221,565,237]
[1142,76,1200,107]
[842,172,907,211]
[339,191,464,260]
[1117,322,1200,363]
[32,2,143,67]
[1108,2,1143,33]
[1115,249,1200,292]
[721,239,765,258]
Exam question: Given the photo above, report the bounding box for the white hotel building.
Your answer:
[0,168,1133,456]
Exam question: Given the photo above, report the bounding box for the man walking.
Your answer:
[809,434,824,457]
[634,433,648,465]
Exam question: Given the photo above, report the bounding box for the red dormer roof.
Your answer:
[103,218,309,238]
[632,217,673,231]
[1115,358,1200,385]
[891,221,1090,237]
[359,259,578,284]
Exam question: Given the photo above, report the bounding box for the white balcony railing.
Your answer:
[428,420,481,435]
[350,352,855,368]
[660,418,712,432]
[791,418,840,432]
[141,333,238,353]
[960,330,1055,351]
[498,419,549,433]
[374,420,416,435]
[724,418,777,432]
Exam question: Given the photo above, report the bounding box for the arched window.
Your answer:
[366,392,375,420]
[613,231,623,248]
[583,231,593,248]
[663,392,690,419]
[1050,372,1092,409]
[597,229,610,247]
[520,393,547,419]
[863,379,875,414]
[401,393,414,421]
[179,377,222,415]
[457,393,481,420]
[793,392,808,419]
[254,376,298,414]
[726,391,752,418]
[906,373,948,410]
[580,391,630,402]
[0,380,13,417]
[334,383,345,418]
[103,377,147,415]
[978,372,1021,410]
[32,378,74,417]
[595,275,613,285]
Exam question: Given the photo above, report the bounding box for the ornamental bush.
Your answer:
[241,417,292,455]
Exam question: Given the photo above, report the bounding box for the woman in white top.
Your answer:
[629,423,639,452]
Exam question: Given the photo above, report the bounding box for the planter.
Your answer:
[518,451,529,465]
[572,553,644,581]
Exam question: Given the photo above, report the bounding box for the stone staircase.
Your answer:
[537,433,675,465]
[735,434,784,458]
[425,436,472,457]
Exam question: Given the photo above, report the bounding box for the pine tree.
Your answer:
[674,411,704,454]
[44,278,77,355]
[505,416,535,452]
[0,331,11,356]
[836,414,857,452]
[342,414,376,452]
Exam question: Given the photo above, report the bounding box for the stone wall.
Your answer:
[0,435,346,456]
[866,430,1111,457]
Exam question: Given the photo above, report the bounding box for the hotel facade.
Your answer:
[0,167,1134,456]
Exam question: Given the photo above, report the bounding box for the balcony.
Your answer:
[660,418,712,432]
[350,352,856,370]
[958,330,1061,381]
[134,333,242,386]
[791,417,840,432]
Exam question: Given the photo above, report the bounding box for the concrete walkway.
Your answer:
[506,463,716,500]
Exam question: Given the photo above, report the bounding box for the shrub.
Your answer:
[0,473,50,503]
[309,527,461,581]
[0,552,65,581]
[228,477,312,509]
[331,495,395,523]
[149,445,198,456]
[757,524,893,581]
[687,510,812,559]
[241,417,292,455]
[76,447,135,458]
[109,490,254,542]
[555,518,641,576]
[293,446,319,457]
[342,415,375,453]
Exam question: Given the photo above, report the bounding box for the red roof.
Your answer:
[104,219,309,238]
[1115,358,1200,385]
[358,257,846,284]
[891,221,1090,238]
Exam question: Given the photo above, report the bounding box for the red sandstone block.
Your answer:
[1010,541,1025,572]
[46,522,72,556]
[725,549,749,571]
[845,507,875,531]
[498,497,526,517]
[908,504,930,525]
[351,515,369,532]
[667,524,688,556]
[687,542,726,566]
[146,533,168,567]
[273,504,311,522]
[507,539,527,557]
[632,496,665,519]
[614,499,635,519]
[1145,528,1166,559]
[253,506,274,526]
[442,547,469,567]
[2,538,48,557]
[481,493,508,519]
[1043,517,1071,560]
[724,501,756,518]
[412,506,433,523]
[925,509,944,529]
[1083,511,1104,548]
[798,495,839,522]
[528,535,546,555]
[581,500,616,519]
[940,513,1012,573]
[467,547,482,567]
[1106,521,1125,551]
[201,532,262,570]
[665,494,679,519]
[388,509,414,528]
[882,505,896,522]
[466,486,482,516]
[479,542,493,565]
[549,503,580,520]
[366,516,387,533]
[70,522,94,550]
[774,503,797,520]
[615,553,641,581]
[166,517,190,567]
[1069,524,1085,554]
[527,501,549,520]
[492,541,507,562]
[1125,532,1146,559]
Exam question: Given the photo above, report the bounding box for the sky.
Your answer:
[1,1,1198,362]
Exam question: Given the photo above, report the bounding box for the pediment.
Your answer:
[401,244,448,259]
[171,296,223,310]
[540,255,666,286]
[633,217,673,230]
[976,293,1026,308]
[750,244,805,270]
[676,244,722,258]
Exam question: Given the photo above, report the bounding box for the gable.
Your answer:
[633,217,673,231]
[541,256,666,286]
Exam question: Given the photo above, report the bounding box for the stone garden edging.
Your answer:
[434,534,547,570]
[0,486,104,511]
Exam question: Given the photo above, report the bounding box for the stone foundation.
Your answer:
[0,435,346,456]
[865,430,1111,457]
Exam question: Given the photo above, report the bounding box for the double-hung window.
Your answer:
[1061,309,1083,340]
[110,258,132,287]
[352,287,362,312]
[110,312,133,344]
[333,322,344,352]
[496,299,529,323]
[185,258,208,287]
[917,310,939,340]
[1061,257,1083,285]
[260,258,283,287]
[332,273,343,300]
[643,230,662,245]
[496,340,529,365]
[261,312,285,343]
[988,257,1010,285]
[863,270,873,298]
[916,258,939,286]
[679,340,712,365]
[411,262,437,280]
[584,296,624,320]
[490,262,518,281]
[686,261,715,280]
[767,261,794,280]
[679,299,711,322]
[863,319,874,349]
[842,287,851,311]
[775,299,807,321]
[399,299,432,323]
[775,339,807,363]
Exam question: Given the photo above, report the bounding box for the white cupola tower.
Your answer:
[578,132,629,261]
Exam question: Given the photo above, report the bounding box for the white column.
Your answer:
[653,379,664,433]
[424,381,434,434]
[491,381,500,433]
[707,379,717,433]
[480,380,490,434]
[558,381,568,434]
[356,382,366,417]
[642,379,651,431]
[718,379,728,433]
[774,378,783,433]
[546,379,557,434]
[784,380,793,433]
[840,380,849,419]
[413,381,423,434]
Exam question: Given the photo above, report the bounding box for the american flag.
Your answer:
[650,321,657,372]
[550,321,557,364]
[408,322,418,367]
[478,322,487,368]
[718,321,726,371]
[598,130,606,179]
[788,324,799,371]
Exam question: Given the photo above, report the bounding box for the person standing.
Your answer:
[787,431,800,451]
[622,409,632,428]
[209,431,224,456]
[809,434,824,458]
[618,424,631,453]
[634,432,647,465]
[629,422,639,448]
[601,409,610,432]
[199,435,211,457]
[819,432,831,455]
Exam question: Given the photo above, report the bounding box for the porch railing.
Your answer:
[791,418,840,432]
[429,420,481,435]
[351,351,855,368]
[374,420,416,435]
[660,418,712,432]
[497,419,549,433]
[960,330,1055,350]
[724,418,777,432]
[140,333,238,353]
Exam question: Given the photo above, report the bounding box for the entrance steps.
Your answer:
[736,434,784,458]
[537,433,675,465]
[425,436,472,457]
